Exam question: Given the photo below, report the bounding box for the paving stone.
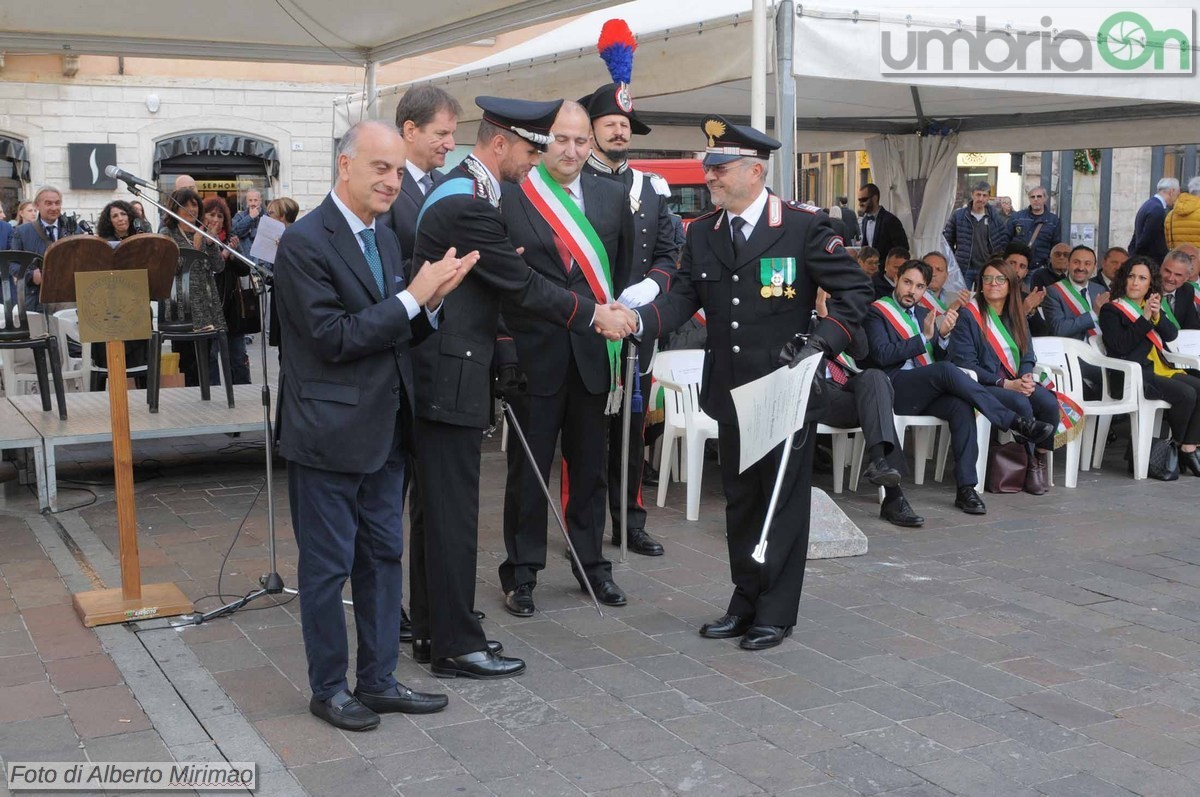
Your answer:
[552,748,652,792]
[488,769,583,797]
[847,655,947,690]
[1034,772,1138,797]
[1053,744,1198,797]
[291,756,396,797]
[973,711,1091,754]
[82,729,172,762]
[902,712,1004,750]
[751,675,840,712]
[1079,718,1200,768]
[659,712,758,753]
[0,715,80,758]
[801,702,893,735]
[909,755,1040,796]
[803,744,926,795]
[847,724,953,766]
[578,663,667,699]
[908,681,1016,719]
[511,721,605,762]
[43,653,122,693]
[624,689,711,722]
[710,739,827,792]
[373,745,465,787]
[638,751,760,797]
[961,738,1079,786]
[212,665,307,722]
[1007,691,1116,729]
[427,719,542,781]
[252,712,357,767]
[839,684,940,721]
[589,718,692,761]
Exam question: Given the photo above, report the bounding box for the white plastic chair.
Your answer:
[893,368,990,486]
[49,309,89,392]
[1167,329,1200,369]
[652,349,718,521]
[1085,335,1164,479]
[1033,337,1093,488]
[1,312,49,397]
[816,424,866,494]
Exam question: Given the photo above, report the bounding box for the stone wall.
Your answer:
[0,74,352,223]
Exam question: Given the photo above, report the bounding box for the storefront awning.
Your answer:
[0,136,32,182]
[152,134,280,179]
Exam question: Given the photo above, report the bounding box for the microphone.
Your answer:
[105,165,156,189]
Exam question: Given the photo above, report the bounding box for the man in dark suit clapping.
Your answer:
[274,121,478,732]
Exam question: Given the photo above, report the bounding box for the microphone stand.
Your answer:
[119,182,285,623]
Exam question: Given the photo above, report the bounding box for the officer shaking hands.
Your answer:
[621,116,873,651]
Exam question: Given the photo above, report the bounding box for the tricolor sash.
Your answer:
[834,351,861,374]
[1035,369,1085,449]
[1162,294,1181,331]
[522,162,623,412]
[964,303,1020,379]
[1192,281,1200,310]
[872,297,932,366]
[919,291,947,315]
[692,308,707,326]
[1050,280,1098,337]
[1111,297,1168,352]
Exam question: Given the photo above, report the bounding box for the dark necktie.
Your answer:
[827,359,851,386]
[730,216,747,257]
[419,173,434,196]
[45,223,56,241]
[1079,288,1090,310]
[358,229,387,298]
[1167,293,1175,312]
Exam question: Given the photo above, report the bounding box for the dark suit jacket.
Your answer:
[11,217,80,308]
[1164,282,1200,331]
[863,302,948,378]
[380,166,444,276]
[1042,278,1105,339]
[638,197,872,425]
[949,304,1036,385]
[867,206,908,260]
[500,172,631,396]
[273,193,433,474]
[871,272,896,301]
[1098,300,1180,399]
[1129,196,1169,263]
[411,159,597,429]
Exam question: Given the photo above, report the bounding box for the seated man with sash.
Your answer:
[497,100,633,616]
[1041,244,1109,397]
[864,260,1054,515]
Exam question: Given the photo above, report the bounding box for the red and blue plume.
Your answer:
[598,19,637,85]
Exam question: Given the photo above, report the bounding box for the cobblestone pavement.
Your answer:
[3,421,1200,796]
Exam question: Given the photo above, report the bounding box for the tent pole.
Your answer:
[365,61,378,120]
[1040,150,1053,211]
[1099,149,1113,254]
[751,0,768,132]
[1059,149,1074,247]
[775,0,796,201]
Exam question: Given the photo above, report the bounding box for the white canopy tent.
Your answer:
[342,0,1200,257]
[0,0,623,64]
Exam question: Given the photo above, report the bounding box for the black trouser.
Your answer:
[1149,372,1200,446]
[607,358,652,536]
[411,418,488,660]
[820,369,906,474]
[984,383,1059,451]
[716,421,816,627]
[500,360,612,592]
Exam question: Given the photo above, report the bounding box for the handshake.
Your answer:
[593,302,640,341]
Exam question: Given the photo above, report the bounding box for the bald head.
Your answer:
[174,174,196,191]
[544,100,592,184]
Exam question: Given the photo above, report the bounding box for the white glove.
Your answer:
[617,277,660,309]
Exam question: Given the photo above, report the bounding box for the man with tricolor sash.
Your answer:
[496,100,634,618]
[629,116,873,651]
[1159,250,1200,331]
[1042,245,1110,397]
[864,260,1054,515]
[579,37,681,558]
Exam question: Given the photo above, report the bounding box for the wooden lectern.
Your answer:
[43,235,194,626]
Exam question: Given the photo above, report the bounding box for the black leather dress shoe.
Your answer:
[699,613,753,639]
[880,494,924,527]
[505,583,535,617]
[432,650,526,680]
[954,486,987,515]
[412,638,502,665]
[474,609,487,621]
[1010,416,1054,445]
[1181,448,1200,477]
[593,580,627,606]
[309,689,379,731]
[642,464,660,487]
[353,683,448,714]
[740,624,792,651]
[863,457,902,487]
[612,528,665,556]
[399,607,413,643]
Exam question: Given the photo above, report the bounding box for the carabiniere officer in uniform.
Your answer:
[630,116,873,650]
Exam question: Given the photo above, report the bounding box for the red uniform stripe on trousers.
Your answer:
[560,456,571,532]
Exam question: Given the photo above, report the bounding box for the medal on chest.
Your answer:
[759,257,796,299]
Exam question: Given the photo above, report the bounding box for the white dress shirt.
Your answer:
[726,187,769,242]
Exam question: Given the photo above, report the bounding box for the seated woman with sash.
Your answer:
[951,258,1059,494]
[1099,255,1200,477]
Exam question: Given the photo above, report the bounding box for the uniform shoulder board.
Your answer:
[646,173,671,197]
[784,200,822,214]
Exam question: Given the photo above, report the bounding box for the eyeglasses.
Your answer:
[980,275,1009,285]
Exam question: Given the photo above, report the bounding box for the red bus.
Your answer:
[629,159,713,226]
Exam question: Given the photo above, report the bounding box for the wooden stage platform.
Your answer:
[5,385,264,511]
